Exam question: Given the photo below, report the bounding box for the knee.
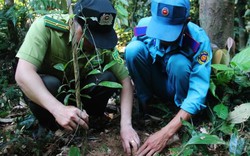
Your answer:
[167,55,191,74]
[102,71,117,82]
[41,75,61,96]
[125,41,146,62]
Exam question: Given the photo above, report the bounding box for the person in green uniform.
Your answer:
[15,0,139,155]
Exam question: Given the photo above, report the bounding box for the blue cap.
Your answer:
[146,0,190,42]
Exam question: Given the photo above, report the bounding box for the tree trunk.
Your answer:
[199,0,235,48]
[5,0,14,6]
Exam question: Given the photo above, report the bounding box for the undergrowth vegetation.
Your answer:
[0,0,249,155]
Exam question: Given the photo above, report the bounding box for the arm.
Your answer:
[120,77,140,156]
[15,59,89,131]
[136,109,191,156]
[180,24,212,114]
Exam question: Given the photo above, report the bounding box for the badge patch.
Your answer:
[198,52,209,64]
[112,50,124,64]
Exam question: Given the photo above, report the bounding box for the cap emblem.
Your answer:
[161,7,169,16]
[99,14,113,25]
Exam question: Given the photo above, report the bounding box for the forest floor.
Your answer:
[0,95,187,156]
[1,94,234,156]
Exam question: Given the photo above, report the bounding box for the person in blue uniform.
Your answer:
[125,0,212,155]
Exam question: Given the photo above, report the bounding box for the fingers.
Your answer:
[130,140,139,155]
[137,145,150,156]
[65,108,89,131]
[136,143,160,156]
[121,127,140,156]
[74,116,89,129]
[75,109,89,129]
[78,109,89,124]
[124,139,140,156]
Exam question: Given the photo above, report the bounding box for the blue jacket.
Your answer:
[133,17,212,114]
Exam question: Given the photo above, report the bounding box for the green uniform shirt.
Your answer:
[16,14,129,81]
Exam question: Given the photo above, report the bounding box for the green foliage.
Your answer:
[0,61,21,114]
[186,133,226,145]
[234,1,250,50]
[213,103,229,120]
[113,0,129,27]
[54,48,123,105]
[116,27,133,52]
[166,47,250,156]
[69,146,81,156]
[0,0,249,155]
[190,0,199,24]
[0,0,67,58]
[210,47,250,103]
[98,81,122,89]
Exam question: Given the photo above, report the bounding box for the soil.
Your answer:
[0,100,181,156]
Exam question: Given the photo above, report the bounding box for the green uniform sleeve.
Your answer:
[104,49,129,81]
[16,16,50,69]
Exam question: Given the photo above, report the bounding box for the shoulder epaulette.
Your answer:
[134,26,147,37]
[44,16,69,32]
[182,33,200,53]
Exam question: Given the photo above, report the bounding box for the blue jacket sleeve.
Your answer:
[180,23,212,114]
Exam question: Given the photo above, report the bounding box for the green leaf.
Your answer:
[229,132,245,156]
[186,133,226,145]
[241,61,250,72]
[231,47,250,65]
[234,75,250,87]
[227,103,250,124]
[64,94,72,105]
[171,144,195,156]
[244,9,250,17]
[119,0,129,6]
[103,60,116,72]
[119,16,129,26]
[69,146,81,156]
[80,94,91,99]
[67,89,76,93]
[219,123,235,134]
[182,147,194,156]
[211,64,233,71]
[81,82,96,90]
[209,80,220,100]
[53,63,65,71]
[213,103,229,120]
[87,69,102,76]
[216,71,234,84]
[57,84,69,93]
[98,81,123,89]
[116,4,128,17]
[181,119,195,133]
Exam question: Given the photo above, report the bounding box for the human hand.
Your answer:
[120,125,140,156]
[136,130,170,156]
[53,105,89,131]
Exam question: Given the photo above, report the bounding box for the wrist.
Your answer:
[49,101,65,116]
[120,120,132,129]
[161,126,176,138]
